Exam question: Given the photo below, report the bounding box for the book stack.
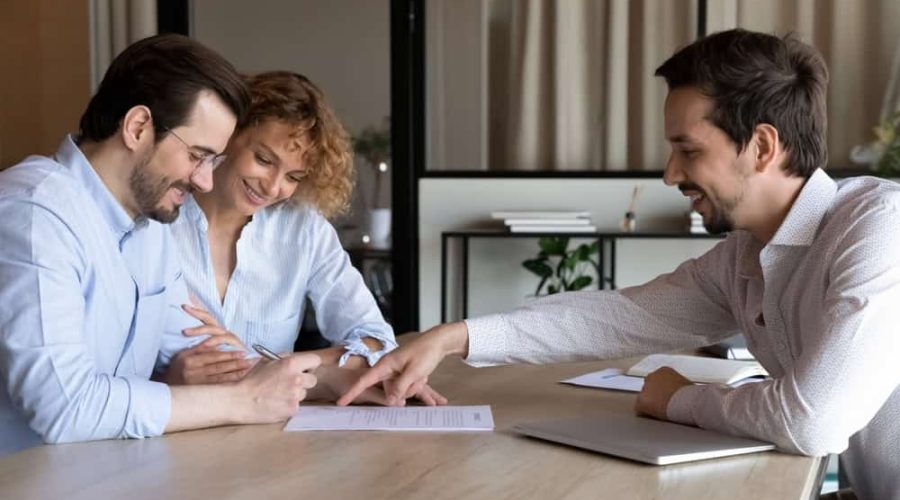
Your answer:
[688,210,707,234]
[491,210,596,233]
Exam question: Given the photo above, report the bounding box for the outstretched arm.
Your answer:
[338,322,469,406]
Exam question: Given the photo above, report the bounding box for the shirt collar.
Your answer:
[767,168,837,247]
[56,134,147,238]
[183,195,263,238]
[735,168,836,278]
[182,195,209,232]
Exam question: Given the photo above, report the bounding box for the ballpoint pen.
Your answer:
[252,343,283,361]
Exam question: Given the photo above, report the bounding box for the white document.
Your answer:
[283,405,494,432]
[560,368,645,392]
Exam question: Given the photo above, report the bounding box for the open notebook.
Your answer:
[626,354,768,385]
[561,354,768,392]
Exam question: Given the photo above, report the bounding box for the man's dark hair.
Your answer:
[655,29,828,178]
[79,33,250,143]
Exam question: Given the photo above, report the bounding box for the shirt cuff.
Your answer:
[121,377,171,438]
[666,384,706,426]
[463,314,510,367]
[338,335,398,367]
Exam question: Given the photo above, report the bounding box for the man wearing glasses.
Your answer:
[0,34,320,455]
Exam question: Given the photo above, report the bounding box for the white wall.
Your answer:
[193,0,389,134]
[419,178,720,329]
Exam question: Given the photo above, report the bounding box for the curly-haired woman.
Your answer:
[164,71,444,405]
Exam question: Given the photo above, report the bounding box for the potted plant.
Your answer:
[352,116,391,247]
[852,110,900,177]
[522,237,600,296]
[874,111,900,177]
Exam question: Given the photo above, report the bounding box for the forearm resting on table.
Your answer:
[165,384,246,432]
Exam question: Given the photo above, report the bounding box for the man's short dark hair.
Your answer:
[655,29,828,178]
[79,34,250,143]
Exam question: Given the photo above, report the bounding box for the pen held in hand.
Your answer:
[252,343,283,361]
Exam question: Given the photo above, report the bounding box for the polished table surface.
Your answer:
[0,357,824,500]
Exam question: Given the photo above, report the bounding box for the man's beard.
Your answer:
[129,158,191,223]
[704,179,746,235]
[680,182,737,235]
[703,201,735,235]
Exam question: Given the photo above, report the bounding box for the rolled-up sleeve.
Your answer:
[304,215,397,366]
[0,199,171,444]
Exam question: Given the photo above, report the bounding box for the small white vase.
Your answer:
[367,208,391,249]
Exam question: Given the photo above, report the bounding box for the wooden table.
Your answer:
[0,358,824,500]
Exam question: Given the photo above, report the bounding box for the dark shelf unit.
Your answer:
[440,229,723,323]
[346,246,394,324]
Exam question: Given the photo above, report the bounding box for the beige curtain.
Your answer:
[884,39,900,119]
[707,0,900,169]
[90,0,157,91]
[488,0,696,171]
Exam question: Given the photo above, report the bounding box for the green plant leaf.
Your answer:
[555,257,567,280]
[522,258,553,278]
[539,236,569,256]
[527,236,599,296]
[872,110,900,178]
[575,243,597,261]
[876,137,900,177]
[570,275,593,291]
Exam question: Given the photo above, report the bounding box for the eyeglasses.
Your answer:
[163,127,227,174]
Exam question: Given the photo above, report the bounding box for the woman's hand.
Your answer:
[163,304,257,385]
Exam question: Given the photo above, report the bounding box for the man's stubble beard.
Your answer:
[129,153,190,224]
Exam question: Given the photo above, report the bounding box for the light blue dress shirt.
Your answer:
[170,196,397,365]
[0,136,199,455]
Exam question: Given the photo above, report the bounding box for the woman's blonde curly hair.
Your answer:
[237,71,354,219]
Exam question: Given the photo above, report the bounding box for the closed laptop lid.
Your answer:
[512,411,775,465]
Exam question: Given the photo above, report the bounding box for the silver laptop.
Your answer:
[512,411,775,465]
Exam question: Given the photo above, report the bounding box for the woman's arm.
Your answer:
[303,214,398,366]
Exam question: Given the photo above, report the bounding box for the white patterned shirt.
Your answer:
[465,169,900,500]
[170,197,397,366]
